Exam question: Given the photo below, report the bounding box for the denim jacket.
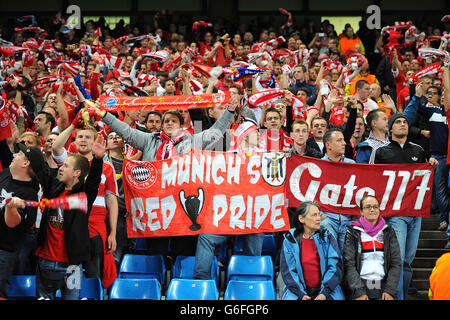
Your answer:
[280,228,345,300]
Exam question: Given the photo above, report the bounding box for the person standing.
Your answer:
[374,113,438,300]
[320,129,356,252]
[0,141,44,299]
[35,135,106,300]
[355,109,389,164]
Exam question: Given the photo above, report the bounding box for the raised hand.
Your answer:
[92,134,106,159]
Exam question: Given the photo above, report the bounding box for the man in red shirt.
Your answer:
[52,122,119,290]
[35,135,105,300]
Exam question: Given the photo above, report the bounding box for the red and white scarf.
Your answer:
[260,128,292,152]
[156,130,185,160]
[409,61,442,84]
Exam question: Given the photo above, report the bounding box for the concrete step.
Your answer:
[415,247,450,257]
[407,290,429,300]
[410,279,430,291]
[418,238,447,248]
[421,216,443,230]
[412,267,433,279]
[420,231,448,240]
[412,257,438,269]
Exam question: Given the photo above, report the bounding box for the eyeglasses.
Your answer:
[362,205,380,211]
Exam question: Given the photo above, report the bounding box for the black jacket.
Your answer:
[36,156,103,265]
[0,169,39,252]
[289,143,323,159]
[373,139,427,164]
[343,224,402,299]
[0,140,40,252]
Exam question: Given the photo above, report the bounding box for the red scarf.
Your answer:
[156,130,185,160]
[260,129,293,152]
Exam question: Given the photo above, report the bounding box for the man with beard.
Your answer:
[145,111,162,133]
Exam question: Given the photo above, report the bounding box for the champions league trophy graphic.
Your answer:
[179,188,205,231]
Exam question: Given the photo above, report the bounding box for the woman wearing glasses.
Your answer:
[343,195,401,300]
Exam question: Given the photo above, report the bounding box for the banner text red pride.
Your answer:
[123,151,290,237]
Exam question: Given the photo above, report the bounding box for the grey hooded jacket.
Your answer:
[102,109,235,161]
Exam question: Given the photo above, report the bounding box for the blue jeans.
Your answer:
[14,228,38,275]
[193,233,264,280]
[36,258,82,300]
[385,216,422,300]
[430,154,449,224]
[320,215,352,254]
[0,249,19,298]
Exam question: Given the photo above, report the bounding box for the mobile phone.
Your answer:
[318,33,324,37]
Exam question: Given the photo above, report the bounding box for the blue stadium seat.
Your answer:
[262,234,277,261]
[133,238,149,254]
[172,256,219,285]
[119,254,166,285]
[227,255,273,282]
[166,279,219,300]
[233,235,277,261]
[80,277,103,300]
[7,275,36,299]
[109,278,161,300]
[232,235,245,255]
[224,280,276,300]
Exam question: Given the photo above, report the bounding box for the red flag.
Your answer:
[94,27,102,38]
[0,45,28,57]
[0,99,11,140]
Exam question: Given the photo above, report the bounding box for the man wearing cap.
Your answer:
[374,113,438,300]
[0,140,43,299]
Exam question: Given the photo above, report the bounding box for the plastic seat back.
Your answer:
[80,277,103,300]
[224,280,276,300]
[7,275,36,299]
[172,256,219,284]
[227,255,273,282]
[109,278,161,300]
[119,254,165,285]
[166,279,219,300]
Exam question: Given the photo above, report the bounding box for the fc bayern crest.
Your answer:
[124,161,158,189]
[103,97,119,111]
[261,152,286,187]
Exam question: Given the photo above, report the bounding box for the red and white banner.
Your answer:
[286,155,434,217]
[124,151,290,237]
[98,92,231,112]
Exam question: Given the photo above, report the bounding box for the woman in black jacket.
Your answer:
[343,195,401,300]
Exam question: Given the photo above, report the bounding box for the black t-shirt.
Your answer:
[109,156,125,212]
[0,169,40,252]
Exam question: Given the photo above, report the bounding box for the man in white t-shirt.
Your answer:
[355,80,378,117]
